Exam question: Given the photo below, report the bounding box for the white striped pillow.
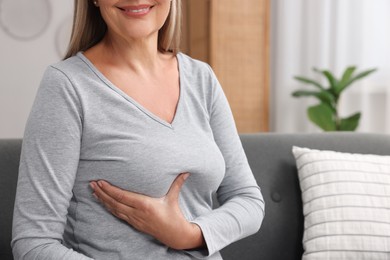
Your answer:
[292,146,390,260]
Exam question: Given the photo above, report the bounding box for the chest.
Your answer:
[101,66,180,125]
[75,87,225,198]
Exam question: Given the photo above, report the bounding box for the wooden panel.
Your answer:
[181,0,189,54]
[181,0,210,62]
[181,0,269,132]
[209,0,269,132]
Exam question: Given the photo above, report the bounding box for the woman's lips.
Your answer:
[117,5,153,17]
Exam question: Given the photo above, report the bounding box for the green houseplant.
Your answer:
[292,66,377,131]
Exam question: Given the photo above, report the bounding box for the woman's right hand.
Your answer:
[90,173,206,250]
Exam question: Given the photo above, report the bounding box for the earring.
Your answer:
[93,0,98,6]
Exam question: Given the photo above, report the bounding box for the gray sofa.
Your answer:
[1,133,390,260]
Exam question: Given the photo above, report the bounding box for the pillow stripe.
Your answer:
[297,158,390,170]
[305,193,390,205]
[305,205,390,218]
[304,234,390,244]
[306,220,390,230]
[302,252,390,260]
[301,180,390,193]
[304,194,390,214]
[300,170,390,183]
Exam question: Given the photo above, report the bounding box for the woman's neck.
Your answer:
[96,31,164,75]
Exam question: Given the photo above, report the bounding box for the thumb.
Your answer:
[166,173,190,201]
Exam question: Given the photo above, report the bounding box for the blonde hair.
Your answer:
[64,0,182,59]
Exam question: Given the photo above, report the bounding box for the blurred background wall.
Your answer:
[271,0,390,133]
[0,0,73,138]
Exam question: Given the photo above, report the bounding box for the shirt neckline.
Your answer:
[77,51,184,129]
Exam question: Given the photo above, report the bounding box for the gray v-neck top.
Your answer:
[12,52,265,260]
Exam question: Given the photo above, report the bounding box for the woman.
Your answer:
[12,0,265,259]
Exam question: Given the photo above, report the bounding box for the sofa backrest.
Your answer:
[2,133,390,260]
[221,132,390,260]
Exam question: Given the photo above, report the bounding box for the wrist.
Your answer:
[173,222,205,250]
[188,223,206,249]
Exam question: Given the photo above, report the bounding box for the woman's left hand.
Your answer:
[89,173,205,250]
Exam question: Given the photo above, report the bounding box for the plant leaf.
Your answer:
[337,66,356,94]
[307,103,336,131]
[292,90,320,97]
[339,112,361,131]
[292,90,335,111]
[293,76,325,90]
[313,68,339,92]
[339,68,377,93]
[316,91,336,110]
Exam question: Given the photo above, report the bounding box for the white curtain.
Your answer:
[271,0,390,133]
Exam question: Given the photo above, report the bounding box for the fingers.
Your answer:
[166,173,190,201]
[90,181,154,231]
[90,181,138,222]
[91,181,145,227]
[92,180,142,208]
[90,172,190,218]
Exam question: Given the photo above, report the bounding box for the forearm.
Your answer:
[192,190,264,256]
[12,239,93,260]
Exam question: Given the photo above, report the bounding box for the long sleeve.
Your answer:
[11,66,93,260]
[191,66,265,257]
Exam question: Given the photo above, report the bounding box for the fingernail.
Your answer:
[98,181,103,188]
[183,173,190,180]
[90,182,96,190]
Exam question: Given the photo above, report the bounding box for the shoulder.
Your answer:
[177,52,216,80]
[40,52,97,93]
[47,53,90,79]
[37,53,92,98]
[176,52,220,103]
[177,53,224,114]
